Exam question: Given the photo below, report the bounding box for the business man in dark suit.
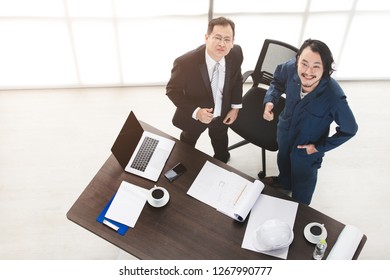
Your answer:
[166,17,243,163]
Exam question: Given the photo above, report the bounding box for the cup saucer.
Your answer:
[304,222,327,244]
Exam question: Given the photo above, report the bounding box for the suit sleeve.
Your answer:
[166,57,199,115]
[229,45,244,105]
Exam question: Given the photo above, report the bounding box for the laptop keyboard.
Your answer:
[130,136,159,172]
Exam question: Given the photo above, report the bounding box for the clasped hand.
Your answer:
[197,108,238,125]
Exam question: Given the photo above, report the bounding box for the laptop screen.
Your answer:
[111,111,144,169]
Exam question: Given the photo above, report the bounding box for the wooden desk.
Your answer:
[67,121,366,260]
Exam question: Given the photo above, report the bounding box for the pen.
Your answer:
[234,185,247,206]
[103,219,119,231]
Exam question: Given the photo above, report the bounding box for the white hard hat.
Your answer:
[253,219,294,251]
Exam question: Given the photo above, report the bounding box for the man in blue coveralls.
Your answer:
[263,39,358,205]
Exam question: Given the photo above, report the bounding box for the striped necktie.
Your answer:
[211,62,220,101]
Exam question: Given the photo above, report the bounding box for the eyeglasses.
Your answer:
[211,35,232,45]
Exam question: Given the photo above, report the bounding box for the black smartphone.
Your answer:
[164,162,187,182]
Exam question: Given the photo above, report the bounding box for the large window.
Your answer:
[214,0,390,81]
[0,0,388,89]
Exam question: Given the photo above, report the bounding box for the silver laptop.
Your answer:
[111,111,175,182]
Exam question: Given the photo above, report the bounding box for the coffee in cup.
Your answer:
[310,225,323,236]
[151,188,164,200]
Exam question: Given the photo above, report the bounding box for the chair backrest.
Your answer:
[251,39,298,87]
[229,39,297,152]
[230,87,285,151]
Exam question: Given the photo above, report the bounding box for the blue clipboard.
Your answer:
[96,194,129,236]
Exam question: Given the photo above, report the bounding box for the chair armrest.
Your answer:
[261,71,274,86]
[242,70,254,83]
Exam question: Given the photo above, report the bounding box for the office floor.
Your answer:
[0,81,389,260]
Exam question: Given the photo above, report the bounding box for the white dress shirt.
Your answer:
[192,51,241,120]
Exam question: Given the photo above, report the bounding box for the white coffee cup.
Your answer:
[147,186,169,208]
[304,222,327,244]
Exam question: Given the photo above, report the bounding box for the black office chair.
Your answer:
[228,39,298,179]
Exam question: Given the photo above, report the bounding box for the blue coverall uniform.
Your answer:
[263,58,358,205]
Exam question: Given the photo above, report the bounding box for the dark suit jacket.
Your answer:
[166,44,243,134]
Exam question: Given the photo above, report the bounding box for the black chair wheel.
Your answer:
[258,171,265,179]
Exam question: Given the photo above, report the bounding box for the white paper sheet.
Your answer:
[241,194,298,259]
[104,181,149,228]
[187,161,263,221]
[187,161,248,208]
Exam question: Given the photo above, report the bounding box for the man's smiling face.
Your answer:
[297,47,324,93]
